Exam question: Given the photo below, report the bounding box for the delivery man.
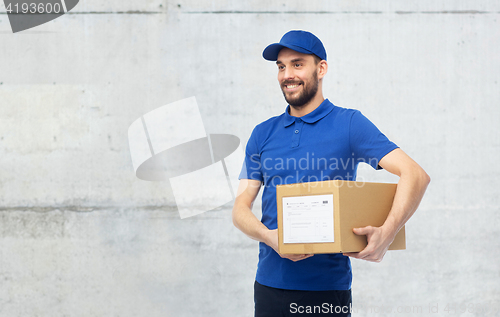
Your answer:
[232,30,430,317]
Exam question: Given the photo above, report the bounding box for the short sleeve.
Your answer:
[349,111,399,170]
[238,126,264,182]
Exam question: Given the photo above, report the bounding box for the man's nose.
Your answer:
[283,67,295,80]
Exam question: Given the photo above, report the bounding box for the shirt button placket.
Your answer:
[291,118,304,148]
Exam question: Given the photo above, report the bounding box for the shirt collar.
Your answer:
[283,99,335,127]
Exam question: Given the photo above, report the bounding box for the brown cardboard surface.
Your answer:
[277,180,406,254]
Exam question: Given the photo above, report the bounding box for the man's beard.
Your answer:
[281,71,319,110]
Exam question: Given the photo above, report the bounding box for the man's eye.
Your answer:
[278,65,285,70]
[295,63,301,67]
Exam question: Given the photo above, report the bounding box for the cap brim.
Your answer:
[262,43,313,61]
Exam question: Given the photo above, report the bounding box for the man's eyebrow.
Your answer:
[276,58,306,65]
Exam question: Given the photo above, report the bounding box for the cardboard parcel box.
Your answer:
[277,180,405,254]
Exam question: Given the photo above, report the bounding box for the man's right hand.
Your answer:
[265,229,314,262]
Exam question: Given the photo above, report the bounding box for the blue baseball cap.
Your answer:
[262,30,327,61]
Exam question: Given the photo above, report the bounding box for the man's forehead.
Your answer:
[276,48,314,63]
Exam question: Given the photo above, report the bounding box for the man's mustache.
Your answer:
[281,80,304,86]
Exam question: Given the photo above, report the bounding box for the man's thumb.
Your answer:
[352,226,370,236]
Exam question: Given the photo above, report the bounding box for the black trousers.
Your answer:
[254,281,352,317]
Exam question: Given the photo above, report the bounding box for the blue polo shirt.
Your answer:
[239,99,398,291]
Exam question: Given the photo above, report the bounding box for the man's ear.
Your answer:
[317,60,328,79]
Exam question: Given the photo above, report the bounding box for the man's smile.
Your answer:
[283,82,302,92]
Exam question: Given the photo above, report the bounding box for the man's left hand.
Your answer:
[342,226,394,262]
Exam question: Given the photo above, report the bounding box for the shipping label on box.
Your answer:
[282,194,335,244]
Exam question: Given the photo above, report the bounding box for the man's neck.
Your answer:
[288,93,325,117]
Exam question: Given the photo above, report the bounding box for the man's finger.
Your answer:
[284,254,314,261]
[352,226,371,236]
[343,252,362,258]
[343,248,370,259]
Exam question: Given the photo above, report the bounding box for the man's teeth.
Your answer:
[287,84,299,88]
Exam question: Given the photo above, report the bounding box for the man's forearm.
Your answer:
[382,167,430,239]
[344,149,430,262]
[232,199,314,262]
[232,200,271,244]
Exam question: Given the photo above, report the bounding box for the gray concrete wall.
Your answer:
[0,1,499,316]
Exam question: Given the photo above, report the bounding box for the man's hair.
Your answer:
[313,55,322,65]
